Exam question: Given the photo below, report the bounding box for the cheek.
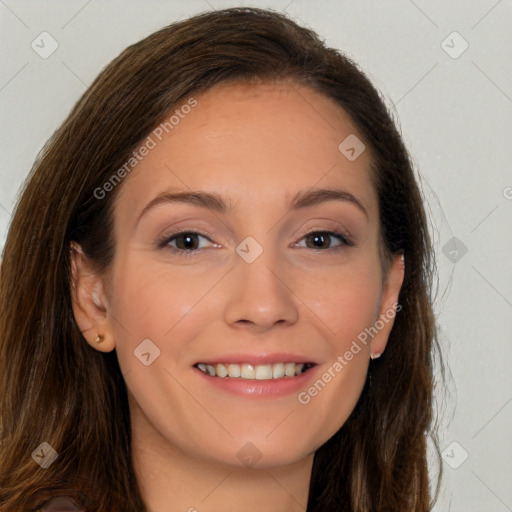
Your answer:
[104,258,213,404]
[106,252,236,388]
[106,258,219,444]
[296,261,382,346]
[284,262,381,442]
[108,256,210,341]
[294,284,378,448]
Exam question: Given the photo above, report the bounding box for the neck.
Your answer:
[130,403,313,512]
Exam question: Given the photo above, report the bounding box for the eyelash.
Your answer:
[157,228,354,257]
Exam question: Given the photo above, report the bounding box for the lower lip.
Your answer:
[194,365,319,398]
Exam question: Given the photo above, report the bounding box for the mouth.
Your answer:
[194,362,316,380]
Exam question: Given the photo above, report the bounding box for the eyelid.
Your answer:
[156,228,217,250]
[293,223,354,245]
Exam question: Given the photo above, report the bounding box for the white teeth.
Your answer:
[196,362,310,380]
[228,364,241,378]
[255,364,272,380]
[216,363,228,378]
[284,362,296,377]
[272,363,285,379]
[241,364,256,379]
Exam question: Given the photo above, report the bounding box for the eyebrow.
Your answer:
[136,186,368,225]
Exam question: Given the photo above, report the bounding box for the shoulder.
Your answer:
[37,495,85,511]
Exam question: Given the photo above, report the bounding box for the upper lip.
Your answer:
[194,352,318,366]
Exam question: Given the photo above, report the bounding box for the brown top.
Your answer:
[37,496,85,511]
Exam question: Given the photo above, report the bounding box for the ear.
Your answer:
[369,252,405,359]
[69,242,115,352]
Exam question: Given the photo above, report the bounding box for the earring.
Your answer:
[370,352,382,360]
[95,334,105,344]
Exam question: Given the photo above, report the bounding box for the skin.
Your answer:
[71,80,404,512]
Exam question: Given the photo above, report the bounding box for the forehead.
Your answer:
[115,80,377,225]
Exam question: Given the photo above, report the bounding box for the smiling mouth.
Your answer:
[194,362,315,380]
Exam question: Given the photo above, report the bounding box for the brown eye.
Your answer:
[299,231,351,250]
[159,231,214,254]
[173,233,201,250]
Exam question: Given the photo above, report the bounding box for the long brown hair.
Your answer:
[0,7,444,511]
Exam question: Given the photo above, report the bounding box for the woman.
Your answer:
[0,7,444,511]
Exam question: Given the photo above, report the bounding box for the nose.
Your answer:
[223,244,299,332]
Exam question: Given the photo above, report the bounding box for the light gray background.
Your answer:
[1,1,511,510]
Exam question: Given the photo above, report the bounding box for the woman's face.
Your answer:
[77,80,404,469]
